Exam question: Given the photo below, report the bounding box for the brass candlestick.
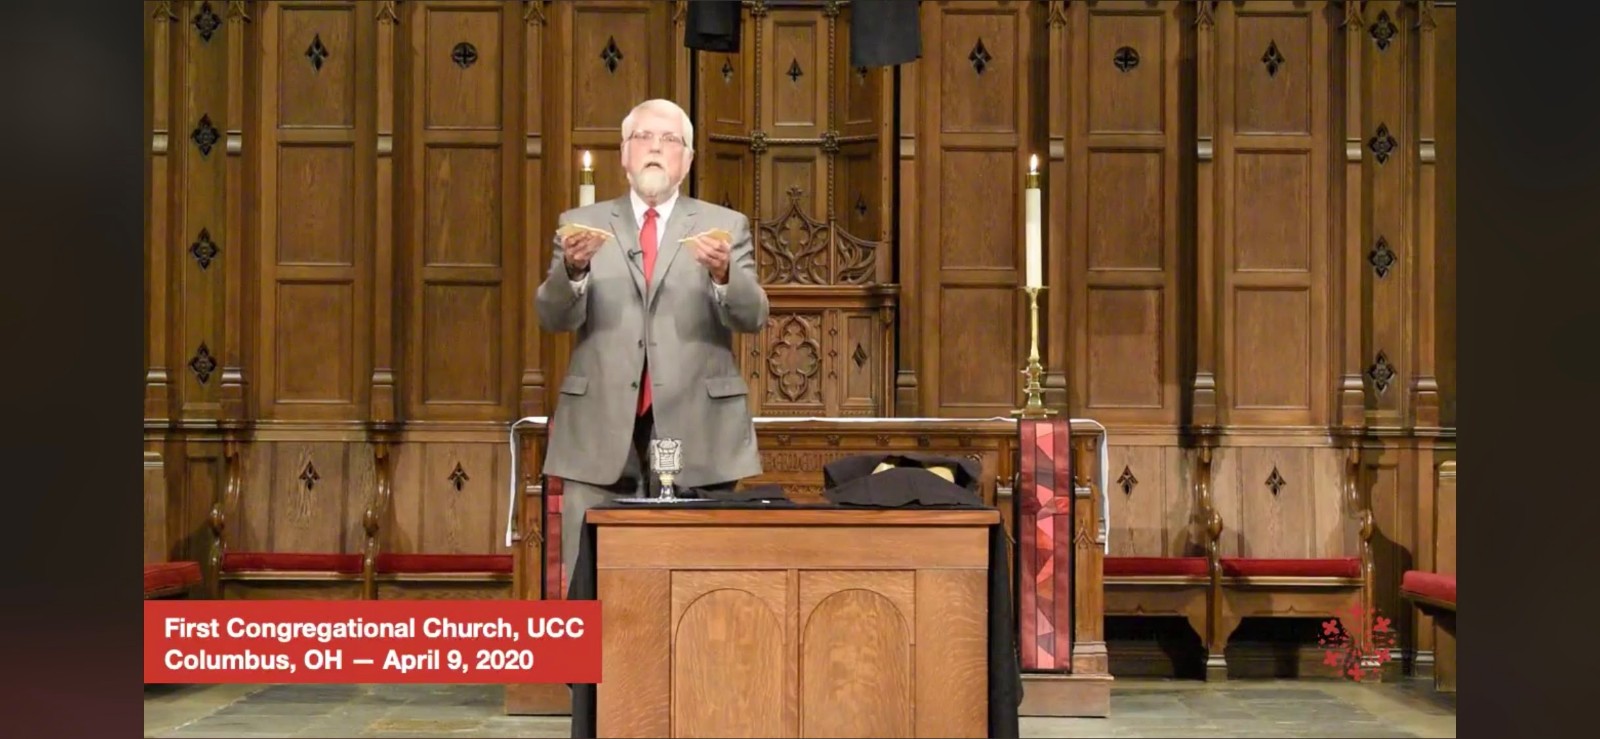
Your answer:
[1011,285,1058,419]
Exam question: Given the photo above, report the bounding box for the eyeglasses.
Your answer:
[626,130,688,148]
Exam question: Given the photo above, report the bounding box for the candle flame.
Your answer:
[1029,154,1038,174]
[582,150,592,169]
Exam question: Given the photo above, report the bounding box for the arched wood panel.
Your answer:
[672,574,789,737]
[800,572,914,738]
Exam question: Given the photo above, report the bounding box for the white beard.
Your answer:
[629,166,673,200]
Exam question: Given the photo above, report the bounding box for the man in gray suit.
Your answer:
[536,98,768,580]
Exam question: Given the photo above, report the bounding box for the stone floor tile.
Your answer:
[145,678,1455,738]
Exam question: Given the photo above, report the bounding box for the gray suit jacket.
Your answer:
[536,194,769,488]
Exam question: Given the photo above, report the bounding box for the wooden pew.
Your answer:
[1212,446,1375,680]
[363,439,515,600]
[145,450,201,599]
[1105,446,1375,681]
[1102,446,1214,677]
[1402,460,1456,692]
[207,442,370,599]
[205,437,515,601]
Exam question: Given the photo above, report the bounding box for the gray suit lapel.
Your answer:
[650,198,698,310]
[608,197,646,301]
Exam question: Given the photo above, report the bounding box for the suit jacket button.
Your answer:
[638,340,644,348]
[630,381,638,389]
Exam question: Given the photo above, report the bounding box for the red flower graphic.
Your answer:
[1319,606,1398,681]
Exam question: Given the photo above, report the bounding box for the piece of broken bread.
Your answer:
[555,223,614,240]
[680,228,733,244]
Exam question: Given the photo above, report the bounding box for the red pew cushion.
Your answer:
[144,562,202,595]
[1401,570,1457,605]
[1220,557,1361,579]
[221,552,364,574]
[375,554,514,574]
[1105,556,1209,578]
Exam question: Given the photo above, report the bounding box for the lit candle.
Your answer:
[1024,154,1042,288]
[578,150,595,206]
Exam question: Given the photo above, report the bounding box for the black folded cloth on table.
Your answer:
[821,452,985,508]
[689,482,793,504]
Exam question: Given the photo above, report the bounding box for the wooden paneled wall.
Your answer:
[693,1,898,418]
[144,0,689,570]
[145,0,1455,664]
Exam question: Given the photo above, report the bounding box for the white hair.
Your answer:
[620,98,695,154]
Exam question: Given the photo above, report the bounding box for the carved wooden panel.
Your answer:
[222,433,512,562]
[756,188,889,287]
[146,1,176,422]
[595,569,672,738]
[700,39,754,213]
[917,0,1036,416]
[1233,447,1313,558]
[253,1,372,420]
[1364,0,1409,422]
[762,312,827,410]
[403,1,519,421]
[1104,443,1196,558]
[940,287,1015,410]
[691,2,896,418]
[175,0,235,420]
[800,571,915,737]
[835,5,888,243]
[764,10,829,218]
[1433,5,1455,429]
[751,304,892,418]
[233,440,376,554]
[513,2,547,418]
[388,439,515,555]
[1059,0,1177,420]
[1201,441,1351,559]
[670,571,788,737]
[1215,2,1331,426]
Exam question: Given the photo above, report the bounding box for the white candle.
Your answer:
[578,150,595,206]
[1024,154,1042,288]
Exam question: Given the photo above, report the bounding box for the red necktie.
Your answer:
[637,208,659,416]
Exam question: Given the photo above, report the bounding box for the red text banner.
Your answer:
[145,600,601,684]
